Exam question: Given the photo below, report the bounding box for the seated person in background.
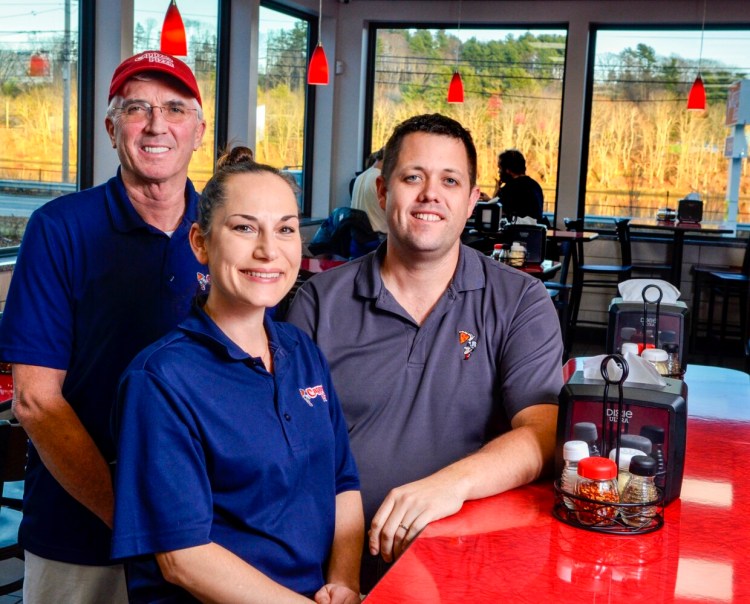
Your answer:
[112,147,363,604]
[494,149,544,223]
[351,148,388,236]
[288,113,563,592]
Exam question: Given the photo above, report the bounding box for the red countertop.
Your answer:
[0,372,12,403]
[365,364,750,603]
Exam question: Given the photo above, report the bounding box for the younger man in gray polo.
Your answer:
[287,113,563,591]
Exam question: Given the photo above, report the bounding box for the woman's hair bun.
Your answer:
[216,146,255,170]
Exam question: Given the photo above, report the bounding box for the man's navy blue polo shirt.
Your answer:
[112,305,360,601]
[0,170,207,564]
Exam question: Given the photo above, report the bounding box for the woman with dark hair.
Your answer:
[112,146,363,604]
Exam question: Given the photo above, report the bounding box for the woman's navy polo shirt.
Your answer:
[112,306,360,601]
[0,170,207,564]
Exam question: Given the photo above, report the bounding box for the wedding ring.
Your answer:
[398,523,409,532]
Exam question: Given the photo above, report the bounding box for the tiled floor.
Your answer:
[0,557,23,603]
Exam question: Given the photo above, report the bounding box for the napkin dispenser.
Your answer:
[503,224,547,263]
[469,201,502,233]
[555,370,687,505]
[678,197,703,223]
[607,297,690,369]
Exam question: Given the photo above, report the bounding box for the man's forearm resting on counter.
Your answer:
[369,403,558,562]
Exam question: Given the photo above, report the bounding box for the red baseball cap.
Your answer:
[109,51,202,107]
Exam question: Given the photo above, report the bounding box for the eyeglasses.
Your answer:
[115,101,198,124]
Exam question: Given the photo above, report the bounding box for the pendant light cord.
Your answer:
[455,0,462,69]
[697,0,706,72]
[318,0,323,47]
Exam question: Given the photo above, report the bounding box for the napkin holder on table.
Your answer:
[607,280,690,369]
[555,356,687,505]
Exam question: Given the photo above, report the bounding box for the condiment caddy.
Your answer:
[553,354,671,535]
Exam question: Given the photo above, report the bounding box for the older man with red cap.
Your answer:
[0,51,207,603]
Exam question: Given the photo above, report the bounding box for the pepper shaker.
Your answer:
[621,455,660,527]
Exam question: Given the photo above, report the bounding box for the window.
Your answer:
[257,3,314,215]
[133,0,219,191]
[0,1,80,248]
[368,25,567,215]
[585,28,750,224]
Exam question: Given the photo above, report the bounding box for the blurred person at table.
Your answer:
[112,147,363,604]
[0,50,208,603]
[287,113,563,591]
[351,147,387,237]
[494,148,544,223]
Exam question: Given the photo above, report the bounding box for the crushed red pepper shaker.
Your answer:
[575,456,619,526]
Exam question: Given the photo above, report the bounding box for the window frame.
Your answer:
[0,0,93,255]
[580,24,750,226]
[364,20,569,212]
[259,0,318,218]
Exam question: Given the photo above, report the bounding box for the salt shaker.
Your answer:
[561,440,590,509]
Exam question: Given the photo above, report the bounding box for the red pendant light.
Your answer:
[29,53,50,77]
[160,0,187,57]
[308,44,329,85]
[687,0,707,111]
[447,0,464,104]
[687,76,706,111]
[447,71,464,104]
[307,0,329,85]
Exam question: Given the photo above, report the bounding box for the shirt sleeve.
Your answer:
[286,282,319,340]
[0,211,74,369]
[497,278,564,418]
[112,368,213,559]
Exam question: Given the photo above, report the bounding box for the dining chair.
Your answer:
[690,237,750,364]
[307,207,381,259]
[629,233,673,281]
[0,419,27,595]
[564,218,633,332]
[544,238,574,359]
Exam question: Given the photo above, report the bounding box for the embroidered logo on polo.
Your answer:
[197,272,211,291]
[299,385,328,407]
[458,330,477,360]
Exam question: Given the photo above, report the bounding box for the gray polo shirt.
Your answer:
[287,244,563,526]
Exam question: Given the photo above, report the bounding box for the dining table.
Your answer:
[364,362,750,603]
[628,219,735,288]
[519,259,562,282]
